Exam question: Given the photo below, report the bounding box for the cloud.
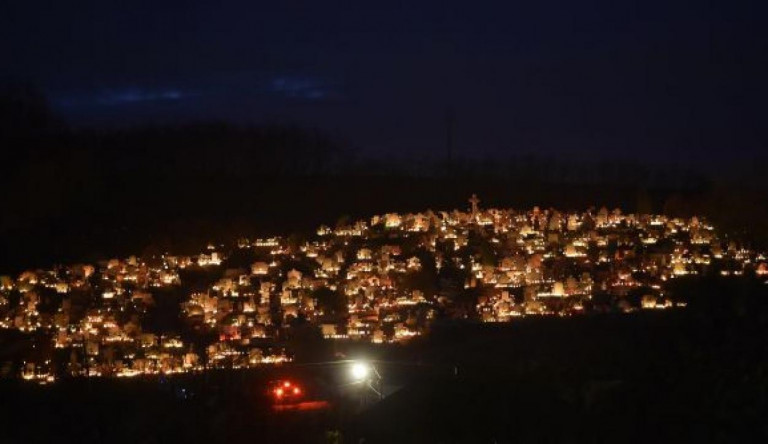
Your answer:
[268,76,334,100]
[99,89,190,105]
[49,72,342,115]
[52,88,193,108]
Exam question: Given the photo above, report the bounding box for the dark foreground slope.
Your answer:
[352,281,768,443]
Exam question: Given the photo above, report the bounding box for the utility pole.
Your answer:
[445,107,454,171]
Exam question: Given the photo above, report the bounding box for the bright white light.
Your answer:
[350,362,370,381]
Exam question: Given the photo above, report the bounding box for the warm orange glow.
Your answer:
[293,387,300,395]
[274,388,284,397]
[8,200,761,384]
[272,400,330,412]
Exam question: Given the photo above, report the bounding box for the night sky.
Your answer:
[3,0,767,162]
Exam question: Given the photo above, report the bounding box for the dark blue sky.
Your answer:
[3,0,767,162]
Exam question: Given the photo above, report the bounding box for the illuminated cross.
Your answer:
[469,194,480,216]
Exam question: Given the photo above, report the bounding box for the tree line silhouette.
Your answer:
[2,83,767,274]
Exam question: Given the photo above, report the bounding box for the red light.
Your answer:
[293,387,300,395]
[274,388,284,397]
[283,381,291,388]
